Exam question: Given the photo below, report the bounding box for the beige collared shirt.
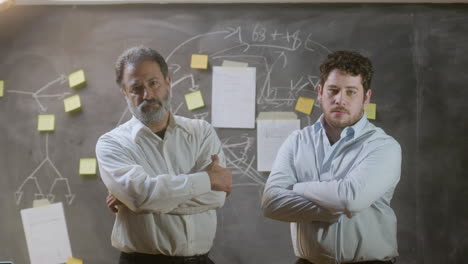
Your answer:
[96,114,226,256]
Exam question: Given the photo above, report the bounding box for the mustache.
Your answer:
[331,107,349,113]
[139,99,163,108]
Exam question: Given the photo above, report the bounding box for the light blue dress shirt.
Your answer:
[262,114,401,263]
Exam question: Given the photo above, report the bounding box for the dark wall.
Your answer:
[0,4,467,264]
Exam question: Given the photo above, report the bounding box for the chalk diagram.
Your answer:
[7,75,77,206]
[117,25,331,188]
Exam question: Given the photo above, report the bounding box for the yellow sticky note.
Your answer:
[364,103,377,120]
[295,97,315,115]
[69,69,87,89]
[64,94,81,112]
[0,80,4,97]
[80,158,97,175]
[190,54,209,69]
[185,91,205,111]
[67,257,83,264]
[37,115,55,132]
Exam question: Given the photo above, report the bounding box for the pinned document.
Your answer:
[21,203,72,264]
[364,103,376,120]
[0,80,4,97]
[64,94,81,113]
[184,91,205,111]
[190,54,209,69]
[79,158,97,176]
[37,115,55,132]
[212,66,256,128]
[295,97,315,115]
[68,70,86,89]
[256,112,300,171]
[66,257,83,264]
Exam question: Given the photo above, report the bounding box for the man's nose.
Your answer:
[143,85,155,100]
[334,91,345,105]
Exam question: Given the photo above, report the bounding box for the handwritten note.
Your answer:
[21,203,72,264]
[212,66,256,128]
[256,112,300,171]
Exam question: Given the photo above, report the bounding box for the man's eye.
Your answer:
[130,86,141,93]
[347,90,356,96]
[328,89,339,94]
[150,81,159,87]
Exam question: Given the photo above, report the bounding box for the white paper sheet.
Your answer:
[212,66,256,128]
[21,202,72,264]
[257,112,300,171]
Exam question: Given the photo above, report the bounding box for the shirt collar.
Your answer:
[314,112,368,139]
[130,113,190,142]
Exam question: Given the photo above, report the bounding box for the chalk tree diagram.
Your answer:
[7,75,77,206]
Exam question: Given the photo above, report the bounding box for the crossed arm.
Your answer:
[262,132,401,222]
[292,141,401,216]
[97,124,230,215]
[261,132,341,223]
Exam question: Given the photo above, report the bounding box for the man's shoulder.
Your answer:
[361,122,401,150]
[282,125,317,146]
[174,115,212,134]
[97,119,133,145]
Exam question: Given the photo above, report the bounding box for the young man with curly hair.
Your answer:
[262,50,401,264]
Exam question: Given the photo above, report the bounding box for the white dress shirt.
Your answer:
[262,114,401,263]
[96,114,226,256]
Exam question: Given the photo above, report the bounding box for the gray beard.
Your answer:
[126,95,171,125]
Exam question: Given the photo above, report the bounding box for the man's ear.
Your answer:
[364,89,372,105]
[120,87,126,97]
[166,75,172,89]
[317,84,323,101]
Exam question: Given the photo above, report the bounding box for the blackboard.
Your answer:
[1,4,468,264]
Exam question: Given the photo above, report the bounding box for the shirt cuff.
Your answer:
[293,182,308,197]
[189,172,211,196]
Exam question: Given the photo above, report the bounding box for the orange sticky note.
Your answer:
[190,54,209,69]
[295,97,315,115]
[364,103,377,120]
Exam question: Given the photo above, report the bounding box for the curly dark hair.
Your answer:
[115,46,169,88]
[319,50,373,94]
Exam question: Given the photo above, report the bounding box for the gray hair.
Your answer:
[114,46,169,88]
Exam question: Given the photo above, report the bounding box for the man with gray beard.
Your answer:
[96,46,232,264]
